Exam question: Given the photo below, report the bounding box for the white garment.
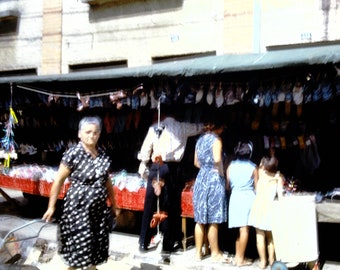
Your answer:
[138,117,203,176]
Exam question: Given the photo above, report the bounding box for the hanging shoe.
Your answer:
[150,211,168,228]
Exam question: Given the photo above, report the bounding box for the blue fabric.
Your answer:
[131,95,140,110]
[193,133,227,224]
[228,159,256,228]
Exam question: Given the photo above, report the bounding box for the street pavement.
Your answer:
[0,188,339,270]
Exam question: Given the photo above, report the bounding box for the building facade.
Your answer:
[0,0,339,77]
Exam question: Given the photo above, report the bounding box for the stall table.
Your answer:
[3,174,340,252]
[315,200,340,223]
[113,185,194,250]
[0,175,70,199]
[0,175,195,250]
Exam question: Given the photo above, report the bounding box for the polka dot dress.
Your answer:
[58,142,111,269]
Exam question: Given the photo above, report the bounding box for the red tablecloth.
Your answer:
[0,175,195,218]
[114,186,145,211]
[181,189,194,217]
[0,175,69,199]
[114,186,194,218]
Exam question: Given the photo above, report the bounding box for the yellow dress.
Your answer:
[248,170,282,230]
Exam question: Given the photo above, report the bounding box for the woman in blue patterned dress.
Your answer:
[226,141,258,267]
[43,116,117,270]
[193,117,228,262]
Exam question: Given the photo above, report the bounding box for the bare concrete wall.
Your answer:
[0,0,339,76]
[0,0,42,72]
[61,0,226,72]
[261,0,340,48]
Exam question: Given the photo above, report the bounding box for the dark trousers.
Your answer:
[139,162,184,252]
[161,162,184,252]
[139,162,167,247]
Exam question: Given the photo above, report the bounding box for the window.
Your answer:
[0,10,19,34]
[80,0,120,6]
[69,60,128,72]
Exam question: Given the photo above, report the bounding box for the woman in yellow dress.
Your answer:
[248,154,285,269]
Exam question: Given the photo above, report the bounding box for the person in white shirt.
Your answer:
[138,104,203,255]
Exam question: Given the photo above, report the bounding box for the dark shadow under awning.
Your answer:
[0,43,339,92]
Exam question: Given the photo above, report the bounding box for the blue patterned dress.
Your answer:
[193,132,227,224]
[59,142,112,269]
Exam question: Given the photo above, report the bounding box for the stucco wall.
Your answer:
[261,0,340,48]
[61,0,226,72]
[0,0,42,72]
[0,0,339,76]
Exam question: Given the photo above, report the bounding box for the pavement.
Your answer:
[0,188,339,270]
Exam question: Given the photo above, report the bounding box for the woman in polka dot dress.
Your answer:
[43,116,117,270]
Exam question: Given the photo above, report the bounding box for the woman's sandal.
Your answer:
[202,248,211,258]
[211,254,232,264]
[195,253,203,262]
[257,262,268,269]
[236,259,253,267]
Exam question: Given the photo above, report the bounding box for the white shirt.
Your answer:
[138,117,203,176]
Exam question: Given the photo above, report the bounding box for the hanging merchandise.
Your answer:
[76,92,90,111]
[149,98,168,246]
[0,84,18,174]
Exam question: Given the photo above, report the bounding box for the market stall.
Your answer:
[0,47,339,260]
[0,167,196,250]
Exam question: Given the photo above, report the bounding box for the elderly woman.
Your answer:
[43,116,117,270]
